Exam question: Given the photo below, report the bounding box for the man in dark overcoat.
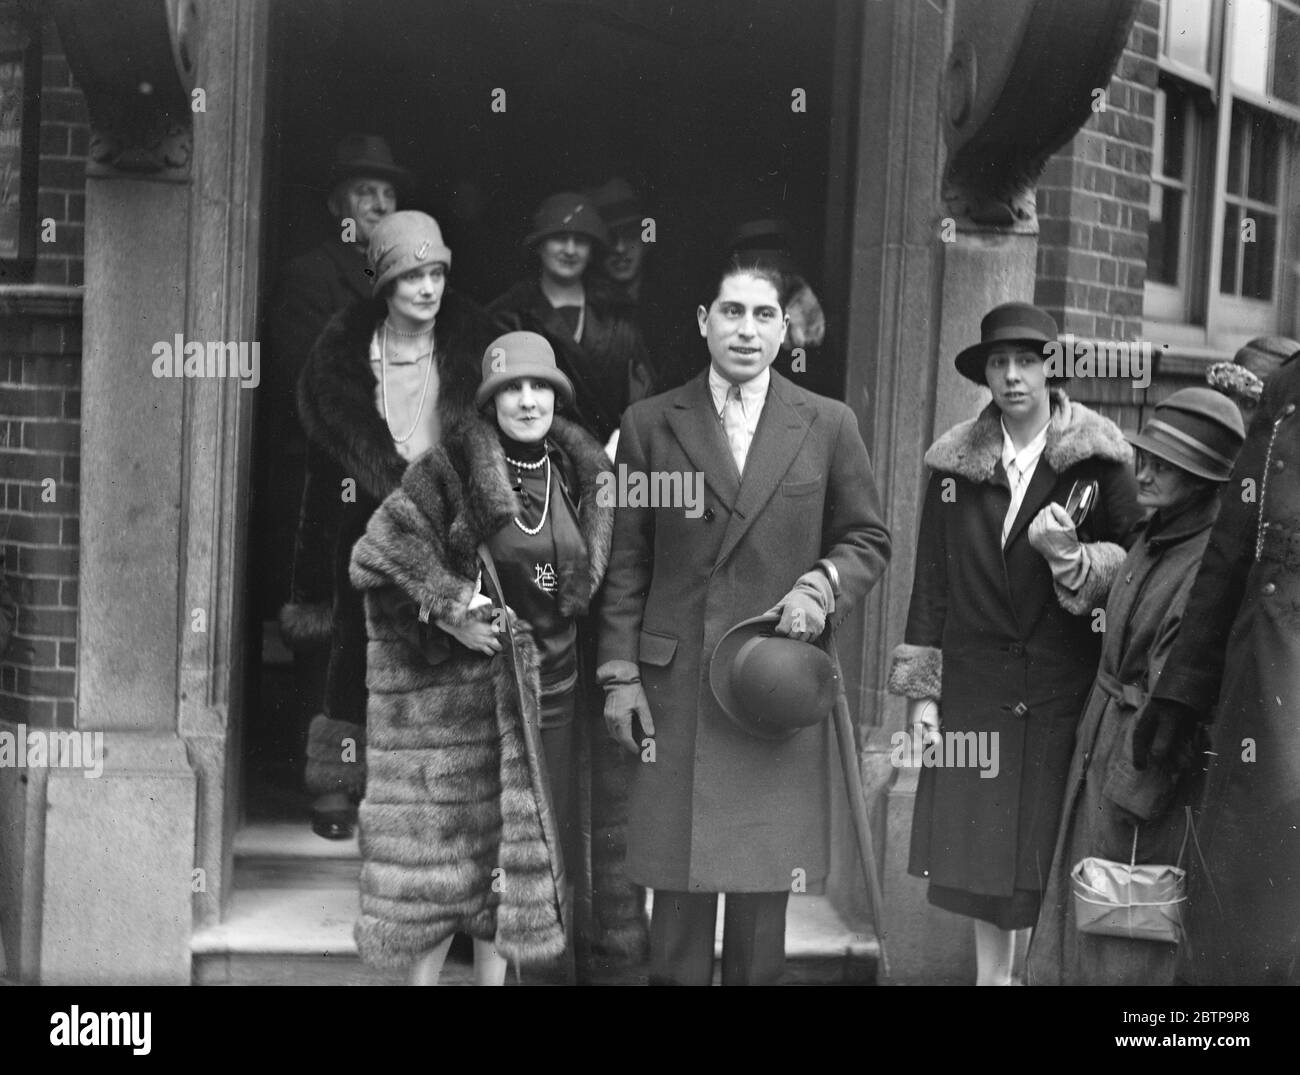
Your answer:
[596,255,891,985]
[1137,347,1300,985]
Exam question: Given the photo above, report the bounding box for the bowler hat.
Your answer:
[327,133,412,193]
[709,614,839,741]
[475,331,575,410]
[367,211,452,296]
[525,192,609,249]
[1127,386,1245,482]
[954,302,1060,385]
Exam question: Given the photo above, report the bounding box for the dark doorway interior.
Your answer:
[245,0,838,824]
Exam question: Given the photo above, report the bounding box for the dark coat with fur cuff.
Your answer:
[887,391,1140,905]
[347,413,643,967]
[289,292,492,796]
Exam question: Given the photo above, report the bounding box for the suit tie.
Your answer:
[721,384,748,475]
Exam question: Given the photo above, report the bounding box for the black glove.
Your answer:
[1131,697,1202,771]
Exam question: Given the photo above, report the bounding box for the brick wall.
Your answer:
[35,14,88,286]
[1034,0,1162,433]
[0,7,87,729]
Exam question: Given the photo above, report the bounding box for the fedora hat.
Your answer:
[709,614,839,741]
[954,302,1059,385]
[327,133,413,194]
[524,192,609,249]
[1127,386,1245,482]
[589,178,644,231]
[475,331,575,410]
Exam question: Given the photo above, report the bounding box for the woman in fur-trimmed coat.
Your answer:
[887,305,1141,984]
[348,337,645,982]
[284,218,494,831]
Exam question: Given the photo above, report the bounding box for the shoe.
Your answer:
[311,792,356,840]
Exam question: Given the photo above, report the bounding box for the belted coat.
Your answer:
[596,369,892,892]
[1027,491,1220,985]
[1150,355,1300,985]
[888,392,1141,905]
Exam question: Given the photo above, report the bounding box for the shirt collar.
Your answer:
[1000,417,1049,474]
[709,364,771,415]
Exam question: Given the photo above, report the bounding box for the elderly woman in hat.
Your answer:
[490,191,655,452]
[1026,388,1245,986]
[888,301,1141,985]
[347,331,644,985]
[294,210,494,838]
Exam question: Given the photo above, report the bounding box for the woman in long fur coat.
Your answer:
[348,331,645,984]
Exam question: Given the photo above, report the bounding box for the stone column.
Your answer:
[41,0,267,984]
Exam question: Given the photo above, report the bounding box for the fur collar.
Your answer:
[924,390,1131,483]
[350,414,614,622]
[298,291,489,502]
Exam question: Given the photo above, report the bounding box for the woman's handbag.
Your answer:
[1069,808,1196,944]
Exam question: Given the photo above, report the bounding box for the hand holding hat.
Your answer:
[767,570,834,643]
[1028,502,1087,590]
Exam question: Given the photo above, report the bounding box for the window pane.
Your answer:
[1227,106,1247,195]
[1247,113,1280,202]
[1147,185,1184,285]
[1221,203,1240,294]
[1165,0,1214,70]
[1232,0,1272,96]
[1271,3,1300,105]
[1162,86,1188,177]
[1240,210,1277,299]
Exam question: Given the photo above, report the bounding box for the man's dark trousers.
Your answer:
[648,890,789,985]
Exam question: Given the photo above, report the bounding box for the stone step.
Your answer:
[196,823,879,985]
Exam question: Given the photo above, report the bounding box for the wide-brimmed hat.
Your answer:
[327,133,412,194]
[475,331,575,410]
[589,178,644,231]
[367,211,452,296]
[955,302,1060,385]
[525,192,609,249]
[709,614,839,741]
[1127,386,1245,482]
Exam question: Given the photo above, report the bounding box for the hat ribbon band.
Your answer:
[1143,418,1236,469]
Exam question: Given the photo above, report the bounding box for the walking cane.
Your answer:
[827,639,891,979]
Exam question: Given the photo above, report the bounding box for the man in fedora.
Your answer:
[595,252,891,985]
[263,134,413,837]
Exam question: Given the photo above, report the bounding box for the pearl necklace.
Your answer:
[384,318,434,338]
[379,324,435,445]
[511,455,552,536]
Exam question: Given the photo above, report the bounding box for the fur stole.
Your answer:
[924,390,1131,483]
[349,414,614,620]
[297,291,491,503]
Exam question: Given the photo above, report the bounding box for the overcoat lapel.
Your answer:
[715,374,813,568]
[664,372,741,508]
[1003,455,1060,551]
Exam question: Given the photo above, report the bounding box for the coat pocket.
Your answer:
[638,629,678,667]
[780,476,823,497]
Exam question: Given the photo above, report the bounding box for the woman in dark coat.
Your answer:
[1027,389,1245,986]
[348,331,644,984]
[1136,348,1300,985]
[489,191,655,450]
[288,211,494,837]
[888,303,1140,985]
